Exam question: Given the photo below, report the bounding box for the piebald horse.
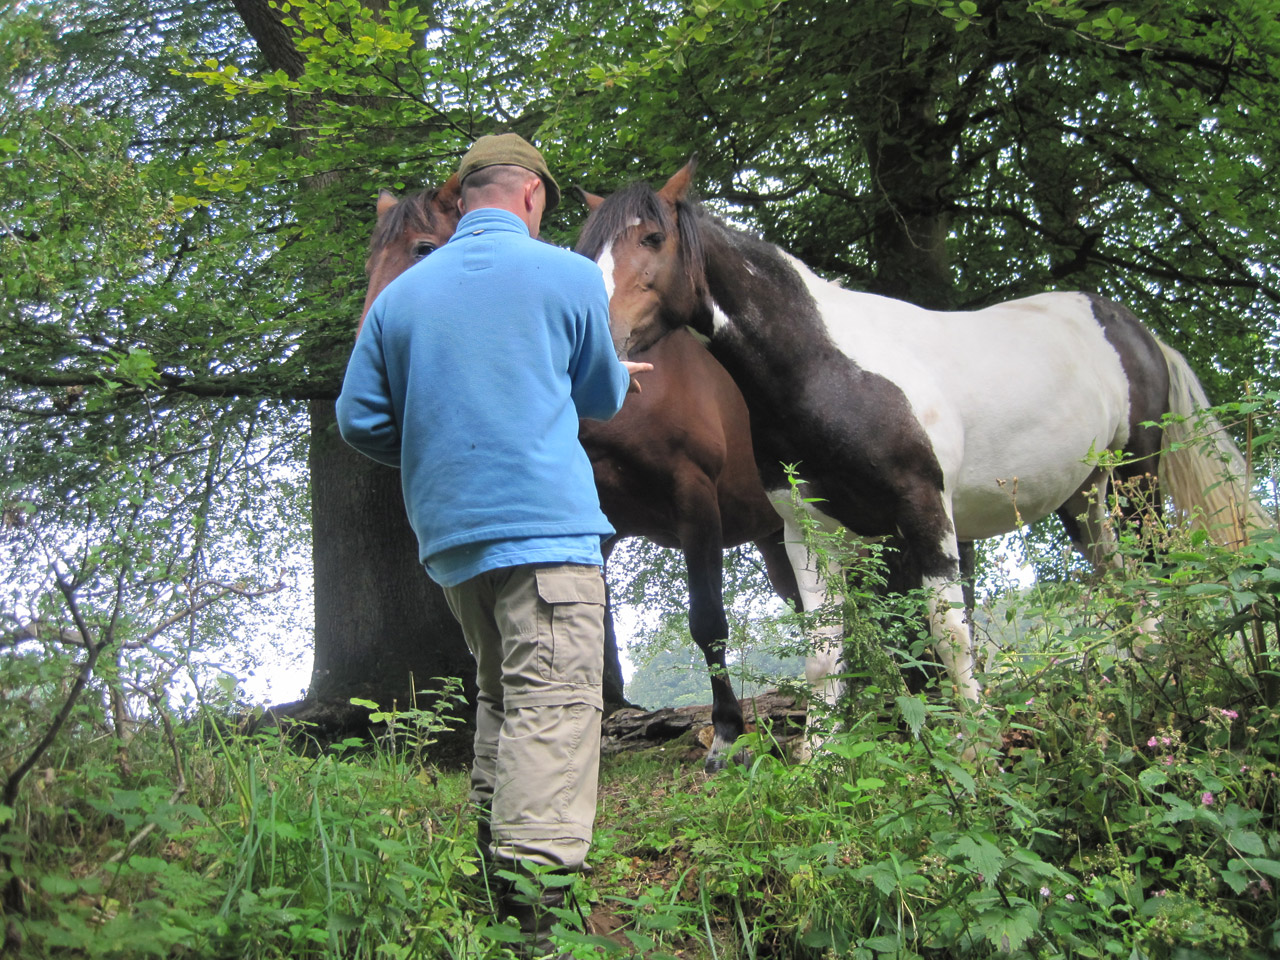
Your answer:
[577,160,1270,719]
[360,177,799,770]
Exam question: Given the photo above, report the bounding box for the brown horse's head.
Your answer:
[358,175,462,334]
[575,160,710,358]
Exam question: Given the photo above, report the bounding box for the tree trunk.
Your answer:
[232,0,475,735]
[854,16,959,311]
[231,0,631,733]
[304,400,476,713]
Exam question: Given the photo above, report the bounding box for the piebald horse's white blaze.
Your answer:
[578,165,1270,758]
[596,247,616,302]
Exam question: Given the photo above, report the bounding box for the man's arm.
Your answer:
[336,314,403,467]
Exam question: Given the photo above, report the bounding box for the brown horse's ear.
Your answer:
[658,155,698,203]
[376,189,399,219]
[434,174,462,215]
[574,185,605,211]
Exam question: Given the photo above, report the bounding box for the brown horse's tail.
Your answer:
[1157,341,1273,546]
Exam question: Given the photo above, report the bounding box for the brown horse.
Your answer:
[360,178,799,771]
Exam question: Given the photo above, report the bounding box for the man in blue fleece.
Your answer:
[336,133,650,954]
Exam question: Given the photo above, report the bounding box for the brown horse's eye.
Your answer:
[413,240,437,259]
[641,232,664,249]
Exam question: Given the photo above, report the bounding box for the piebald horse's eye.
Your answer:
[640,231,665,249]
[412,240,437,260]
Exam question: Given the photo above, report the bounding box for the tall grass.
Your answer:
[5,404,1280,957]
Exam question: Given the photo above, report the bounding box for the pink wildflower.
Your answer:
[1147,736,1159,748]
[1201,792,1214,806]
[1220,708,1239,720]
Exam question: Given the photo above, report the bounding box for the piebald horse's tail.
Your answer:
[1158,342,1273,546]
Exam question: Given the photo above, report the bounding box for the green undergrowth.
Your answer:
[5,529,1280,958]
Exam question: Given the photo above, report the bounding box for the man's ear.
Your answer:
[525,175,542,212]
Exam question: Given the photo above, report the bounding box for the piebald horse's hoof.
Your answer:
[703,738,750,774]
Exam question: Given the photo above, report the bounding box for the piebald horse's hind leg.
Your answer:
[677,475,745,773]
[775,506,846,763]
[900,491,981,702]
[1058,474,1161,638]
[1057,476,1120,572]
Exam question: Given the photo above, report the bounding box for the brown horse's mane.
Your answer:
[574,182,708,294]
[369,187,448,253]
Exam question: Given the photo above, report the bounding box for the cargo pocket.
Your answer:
[534,566,606,685]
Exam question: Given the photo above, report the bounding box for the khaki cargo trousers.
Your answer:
[443,562,606,870]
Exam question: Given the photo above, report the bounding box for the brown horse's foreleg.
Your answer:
[599,537,632,711]
[677,479,744,773]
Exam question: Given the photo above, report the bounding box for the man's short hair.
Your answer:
[460,164,542,199]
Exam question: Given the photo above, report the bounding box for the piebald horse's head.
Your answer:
[575,160,710,358]
[359,175,462,334]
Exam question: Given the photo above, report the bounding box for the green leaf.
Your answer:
[933,757,976,794]
[1227,829,1266,857]
[1229,857,1280,880]
[977,903,1039,953]
[1138,767,1168,791]
[895,695,927,737]
[949,834,1005,885]
[856,860,903,896]
[39,875,81,895]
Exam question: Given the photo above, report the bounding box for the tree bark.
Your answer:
[861,74,956,310]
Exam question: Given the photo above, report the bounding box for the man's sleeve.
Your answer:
[568,266,630,422]
[336,311,402,467]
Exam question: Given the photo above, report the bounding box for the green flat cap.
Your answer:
[456,133,561,211]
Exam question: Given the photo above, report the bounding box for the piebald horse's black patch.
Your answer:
[697,217,957,585]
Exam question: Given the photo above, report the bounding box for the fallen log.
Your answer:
[601,691,805,756]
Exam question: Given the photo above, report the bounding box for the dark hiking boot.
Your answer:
[501,885,566,957]
[494,866,578,959]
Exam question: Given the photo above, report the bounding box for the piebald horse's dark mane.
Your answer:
[575,182,707,294]
[369,187,448,254]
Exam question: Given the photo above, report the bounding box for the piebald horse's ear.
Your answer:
[434,174,462,215]
[658,155,698,203]
[376,189,399,219]
[574,185,605,211]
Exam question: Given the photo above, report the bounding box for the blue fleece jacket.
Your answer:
[336,208,630,579]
